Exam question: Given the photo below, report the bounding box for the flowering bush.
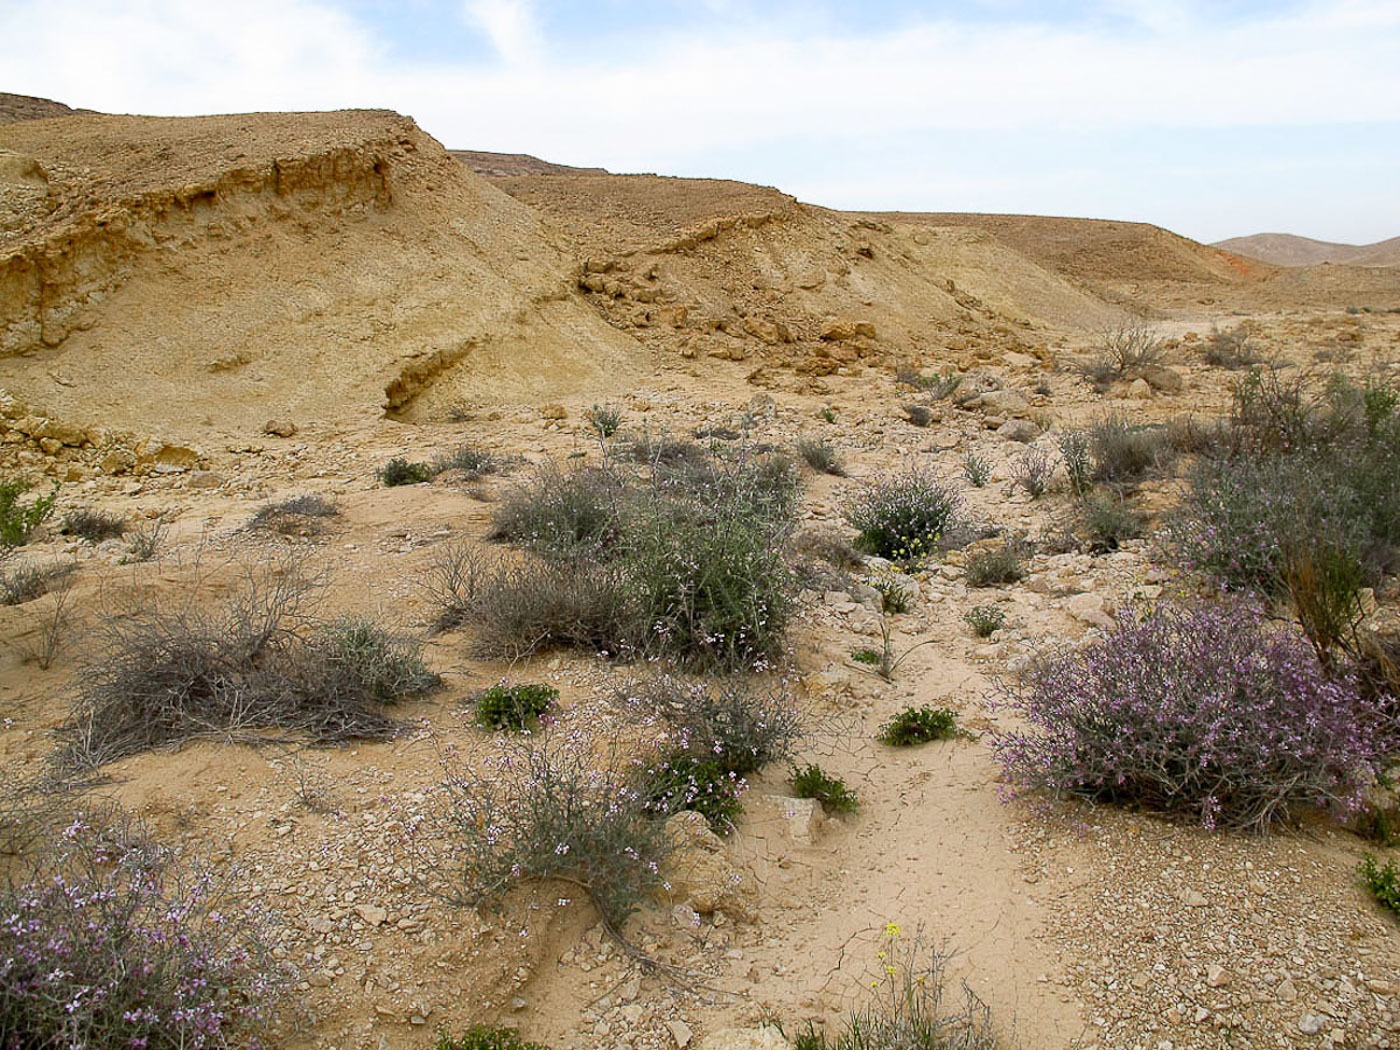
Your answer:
[437,730,666,927]
[0,816,288,1049]
[844,468,963,565]
[992,600,1391,831]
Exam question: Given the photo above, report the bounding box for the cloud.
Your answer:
[2,0,1397,240]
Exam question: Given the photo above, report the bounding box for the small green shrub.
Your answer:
[1089,414,1173,482]
[796,437,846,476]
[878,706,963,746]
[896,364,961,399]
[489,465,625,560]
[1014,446,1054,499]
[820,406,838,424]
[901,404,933,428]
[437,1026,551,1050]
[474,682,558,731]
[790,763,859,814]
[0,478,57,547]
[964,541,1027,587]
[61,506,126,543]
[845,468,962,565]
[1059,430,1092,497]
[963,605,1005,637]
[962,451,991,488]
[1361,853,1400,918]
[431,444,501,478]
[641,750,745,829]
[851,648,883,666]
[1080,493,1146,552]
[584,404,623,439]
[380,457,432,487]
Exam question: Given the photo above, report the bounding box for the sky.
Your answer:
[3,0,1398,245]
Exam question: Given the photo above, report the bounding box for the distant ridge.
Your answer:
[0,92,91,124]
[1213,232,1400,268]
[449,149,608,177]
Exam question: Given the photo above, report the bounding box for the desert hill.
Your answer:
[449,149,608,177]
[0,91,89,124]
[1215,231,1400,268]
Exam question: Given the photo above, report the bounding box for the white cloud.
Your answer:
[2,0,1397,240]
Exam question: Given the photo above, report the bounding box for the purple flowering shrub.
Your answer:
[0,816,288,1050]
[437,730,668,927]
[991,601,1392,831]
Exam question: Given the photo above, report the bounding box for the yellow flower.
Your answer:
[883,921,901,938]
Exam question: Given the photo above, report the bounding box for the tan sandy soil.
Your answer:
[2,106,1400,1050]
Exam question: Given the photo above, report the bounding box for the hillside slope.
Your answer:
[0,109,644,440]
[1215,231,1400,268]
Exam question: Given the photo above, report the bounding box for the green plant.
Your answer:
[584,403,623,439]
[1361,853,1400,918]
[820,406,838,424]
[962,451,991,488]
[851,648,883,666]
[379,457,432,486]
[796,436,846,476]
[869,573,914,614]
[845,468,963,566]
[963,605,1005,637]
[640,751,744,829]
[1079,493,1146,552]
[1284,541,1366,667]
[796,924,994,1050]
[964,541,1028,587]
[489,465,625,560]
[1089,414,1173,482]
[878,706,963,746]
[790,763,859,814]
[436,1026,551,1050]
[61,506,126,543]
[430,444,501,478]
[1202,323,1262,370]
[474,682,558,731]
[1059,430,1092,497]
[1098,322,1164,374]
[0,478,57,547]
[1013,446,1054,498]
[895,364,961,399]
[249,494,339,535]
[901,404,933,428]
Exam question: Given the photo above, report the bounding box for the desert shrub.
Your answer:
[1079,492,1146,552]
[992,600,1392,830]
[1361,853,1400,918]
[852,648,883,666]
[623,676,801,778]
[879,706,963,746]
[796,924,994,1050]
[430,444,501,478]
[249,494,339,535]
[901,404,934,428]
[896,364,962,400]
[1202,323,1262,370]
[1058,430,1092,497]
[120,521,166,564]
[625,432,709,470]
[0,814,288,1049]
[1165,413,1232,456]
[962,451,991,488]
[870,574,913,614]
[790,763,858,814]
[1097,322,1164,374]
[0,558,72,606]
[66,569,436,768]
[797,436,846,476]
[436,730,666,926]
[640,750,745,829]
[489,465,626,560]
[437,1027,550,1050]
[963,605,1005,638]
[1013,446,1054,499]
[584,403,623,438]
[380,457,432,487]
[469,556,631,660]
[1088,414,1173,482]
[0,477,57,548]
[474,682,558,731]
[61,506,126,543]
[845,468,962,565]
[423,541,490,633]
[964,541,1027,587]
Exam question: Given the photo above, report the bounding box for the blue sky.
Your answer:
[3,0,1398,244]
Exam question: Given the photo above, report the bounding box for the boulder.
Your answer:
[819,317,875,341]
[973,389,1030,416]
[699,1028,791,1050]
[661,812,754,917]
